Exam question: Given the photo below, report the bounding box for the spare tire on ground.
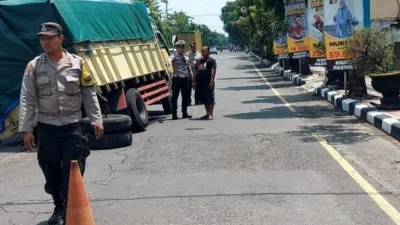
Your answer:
[82,114,132,134]
[88,130,132,150]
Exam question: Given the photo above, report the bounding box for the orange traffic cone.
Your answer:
[66,160,95,225]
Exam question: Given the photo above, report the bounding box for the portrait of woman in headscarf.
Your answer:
[333,0,353,38]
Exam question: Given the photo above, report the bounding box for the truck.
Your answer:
[173,32,203,53]
[0,0,174,146]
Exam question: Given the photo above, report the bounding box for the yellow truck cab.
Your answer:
[0,0,174,143]
[173,32,203,53]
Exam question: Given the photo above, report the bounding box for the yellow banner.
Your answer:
[273,42,288,55]
[287,36,310,53]
[310,0,323,8]
[324,32,350,60]
[308,35,325,58]
[286,2,310,53]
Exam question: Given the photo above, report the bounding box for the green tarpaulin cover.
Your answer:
[0,0,154,133]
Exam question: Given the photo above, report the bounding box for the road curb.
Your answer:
[269,64,400,142]
[315,86,400,142]
[273,67,305,86]
[260,58,400,142]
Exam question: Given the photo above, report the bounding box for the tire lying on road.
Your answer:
[126,88,149,132]
[82,114,133,150]
[88,130,132,150]
[82,114,132,134]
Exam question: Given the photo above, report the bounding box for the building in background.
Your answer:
[370,0,400,40]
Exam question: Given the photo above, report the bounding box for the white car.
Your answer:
[169,48,176,56]
[210,47,218,54]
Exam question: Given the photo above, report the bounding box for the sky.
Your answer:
[159,0,233,35]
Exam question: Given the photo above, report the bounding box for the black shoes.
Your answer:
[182,114,192,119]
[48,205,65,225]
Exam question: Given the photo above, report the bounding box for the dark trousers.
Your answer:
[188,78,193,105]
[37,122,90,207]
[194,84,202,104]
[172,77,189,116]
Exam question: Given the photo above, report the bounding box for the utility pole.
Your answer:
[161,0,168,20]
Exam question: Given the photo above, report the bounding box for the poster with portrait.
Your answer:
[273,32,288,56]
[285,0,310,56]
[308,0,327,66]
[323,0,364,70]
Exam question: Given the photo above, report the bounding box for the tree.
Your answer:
[344,27,395,98]
[220,0,286,57]
[134,0,228,48]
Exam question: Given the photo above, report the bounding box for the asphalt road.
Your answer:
[2,52,400,225]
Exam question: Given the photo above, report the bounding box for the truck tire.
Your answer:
[82,114,132,135]
[88,130,132,150]
[126,88,148,132]
[161,95,173,115]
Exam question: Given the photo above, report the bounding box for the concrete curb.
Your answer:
[315,87,400,142]
[269,64,400,142]
[283,70,306,86]
[272,66,305,86]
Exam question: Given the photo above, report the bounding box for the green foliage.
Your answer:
[344,27,397,75]
[220,0,286,56]
[134,0,228,48]
[314,39,326,52]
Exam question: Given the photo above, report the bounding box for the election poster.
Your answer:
[308,0,327,66]
[323,0,364,70]
[285,0,310,57]
[273,32,288,56]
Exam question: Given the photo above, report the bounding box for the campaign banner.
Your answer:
[308,0,327,66]
[323,0,363,64]
[285,0,310,55]
[273,32,288,56]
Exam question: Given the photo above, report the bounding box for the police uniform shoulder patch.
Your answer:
[24,64,33,77]
[80,61,97,87]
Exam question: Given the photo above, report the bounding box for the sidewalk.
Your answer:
[270,63,400,141]
[306,67,400,122]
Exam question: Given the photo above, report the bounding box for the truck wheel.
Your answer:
[82,114,132,135]
[126,88,148,132]
[161,95,173,115]
[88,130,132,150]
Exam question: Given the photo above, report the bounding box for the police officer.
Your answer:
[170,40,193,120]
[185,42,202,105]
[19,22,104,225]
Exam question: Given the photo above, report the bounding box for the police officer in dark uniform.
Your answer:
[19,22,104,225]
[169,40,193,120]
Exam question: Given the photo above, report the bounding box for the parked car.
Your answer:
[169,48,176,56]
[210,46,218,54]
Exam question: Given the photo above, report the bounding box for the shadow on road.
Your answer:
[244,70,275,75]
[288,124,373,144]
[234,64,258,70]
[249,77,286,83]
[242,95,321,105]
[132,110,168,134]
[224,105,348,120]
[224,107,295,120]
[217,76,261,80]
[218,85,269,91]
[37,221,47,225]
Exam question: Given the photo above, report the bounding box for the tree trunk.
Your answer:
[348,70,368,98]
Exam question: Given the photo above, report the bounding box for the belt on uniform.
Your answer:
[173,74,188,78]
